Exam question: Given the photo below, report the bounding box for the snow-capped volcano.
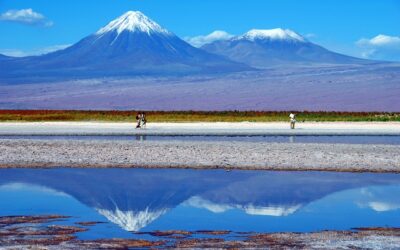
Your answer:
[202,28,369,68]
[239,28,305,42]
[0,11,249,80]
[96,11,171,36]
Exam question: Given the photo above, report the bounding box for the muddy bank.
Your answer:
[0,139,399,172]
[1,215,399,249]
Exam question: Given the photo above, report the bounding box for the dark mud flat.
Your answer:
[0,168,400,249]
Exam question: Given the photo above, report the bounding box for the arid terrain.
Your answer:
[1,139,399,172]
[2,64,400,111]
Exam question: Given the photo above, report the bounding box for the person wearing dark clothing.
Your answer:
[136,112,141,129]
[141,112,147,128]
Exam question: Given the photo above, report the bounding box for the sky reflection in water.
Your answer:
[0,168,399,240]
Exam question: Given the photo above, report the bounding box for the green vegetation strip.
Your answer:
[0,110,399,122]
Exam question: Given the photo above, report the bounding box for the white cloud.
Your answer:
[244,204,301,216]
[356,186,400,212]
[305,33,316,39]
[368,201,400,212]
[356,34,400,61]
[185,30,234,47]
[184,196,233,213]
[0,8,53,27]
[0,183,69,197]
[357,34,400,47]
[0,44,71,57]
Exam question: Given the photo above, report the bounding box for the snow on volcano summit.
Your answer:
[239,28,306,42]
[0,10,249,77]
[96,11,171,35]
[202,27,368,68]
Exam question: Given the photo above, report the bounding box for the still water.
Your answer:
[1,135,400,144]
[0,168,399,240]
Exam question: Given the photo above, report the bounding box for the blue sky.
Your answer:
[1,0,399,60]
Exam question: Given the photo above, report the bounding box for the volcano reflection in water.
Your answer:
[0,168,400,236]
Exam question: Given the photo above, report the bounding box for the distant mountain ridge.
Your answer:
[0,11,377,82]
[202,28,370,68]
[0,10,396,111]
[0,11,250,81]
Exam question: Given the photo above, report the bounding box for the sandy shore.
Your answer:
[0,121,399,136]
[1,139,399,172]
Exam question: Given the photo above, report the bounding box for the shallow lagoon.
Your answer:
[0,168,399,240]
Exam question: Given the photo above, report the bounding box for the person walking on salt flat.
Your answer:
[136,112,142,129]
[289,113,296,129]
[141,112,147,128]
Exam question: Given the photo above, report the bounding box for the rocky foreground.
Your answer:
[1,139,399,172]
[1,215,399,249]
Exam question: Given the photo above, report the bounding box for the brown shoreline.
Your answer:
[1,215,400,249]
[1,163,400,174]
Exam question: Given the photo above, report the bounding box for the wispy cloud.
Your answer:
[356,34,400,61]
[0,8,53,27]
[0,44,71,57]
[185,30,234,47]
[305,33,316,39]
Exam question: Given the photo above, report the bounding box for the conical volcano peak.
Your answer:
[96,11,171,35]
[239,28,306,42]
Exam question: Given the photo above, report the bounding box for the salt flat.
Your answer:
[0,139,399,172]
[0,122,399,136]
[2,122,399,172]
